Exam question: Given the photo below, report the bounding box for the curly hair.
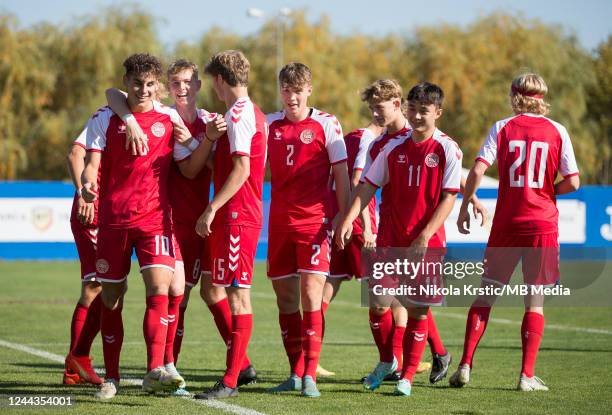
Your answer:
[123,53,163,80]
[204,50,250,87]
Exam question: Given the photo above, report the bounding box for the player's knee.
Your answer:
[79,282,102,306]
[100,281,126,309]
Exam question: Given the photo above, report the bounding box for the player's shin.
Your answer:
[143,294,169,371]
[279,311,305,376]
[459,305,491,367]
[401,317,428,382]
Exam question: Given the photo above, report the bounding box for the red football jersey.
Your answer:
[86,102,179,229]
[477,113,579,235]
[334,128,377,235]
[171,108,217,226]
[365,129,462,246]
[70,117,100,227]
[212,97,267,229]
[267,108,347,231]
[360,122,411,232]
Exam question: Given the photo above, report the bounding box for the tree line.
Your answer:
[0,7,609,183]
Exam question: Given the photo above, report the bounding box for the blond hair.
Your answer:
[510,73,550,115]
[204,50,250,87]
[167,59,198,79]
[361,79,403,103]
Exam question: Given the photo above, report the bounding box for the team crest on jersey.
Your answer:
[425,153,440,168]
[117,124,126,134]
[397,154,407,164]
[195,132,205,143]
[96,259,109,274]
[274,130,282,140]
[151,122,166,138]
[300,129,314,144]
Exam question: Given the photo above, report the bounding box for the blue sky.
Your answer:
[2,0,610,50]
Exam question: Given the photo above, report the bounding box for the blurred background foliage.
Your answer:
[0,7,609,183]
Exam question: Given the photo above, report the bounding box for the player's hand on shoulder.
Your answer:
[206,114,227,141]
[77,196,95,225]
[81,182,98,204]
[124,117,149,156]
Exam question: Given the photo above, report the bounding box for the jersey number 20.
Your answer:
[508,140,549,188]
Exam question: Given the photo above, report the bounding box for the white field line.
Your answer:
[0,338,267,415]
[251,292,612,335]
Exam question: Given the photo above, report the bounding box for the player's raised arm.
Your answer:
[106,87,149,155]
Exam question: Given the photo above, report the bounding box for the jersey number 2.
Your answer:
[286,144,295,166]
[508,140,549,188]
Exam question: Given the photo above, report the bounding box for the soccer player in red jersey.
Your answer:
[81,53,184,400]
[318,115,382,379]
[63,120,104,386]
[324,116,382,295]
[337,82,463,396]
[265,63,351,398]
[450,73,580,391]
[104,59,249,395]
[188,50,267,399]
[345,80,450,387]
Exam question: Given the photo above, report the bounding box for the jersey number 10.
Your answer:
[508,140,549,188]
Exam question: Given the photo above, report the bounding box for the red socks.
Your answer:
[303,310,323,380]
[392,324,406,369]
[369,308,394,363]
[164,294,183,365]
[521,312,544,377]
[70,295,102,357]
[208,298,251,370]
[401,317,428,382]
[279,311,304,377]
[223,314,253,388]
[460,306,491,367]
[69,303,88,352]
[143,295,169,371]
[173,306,187,364]
[101,304,123,380]
[427,309,447,356]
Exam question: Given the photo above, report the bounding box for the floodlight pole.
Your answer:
[247,7,292,109]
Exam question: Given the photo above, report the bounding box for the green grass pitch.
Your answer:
[0,261,611,414]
